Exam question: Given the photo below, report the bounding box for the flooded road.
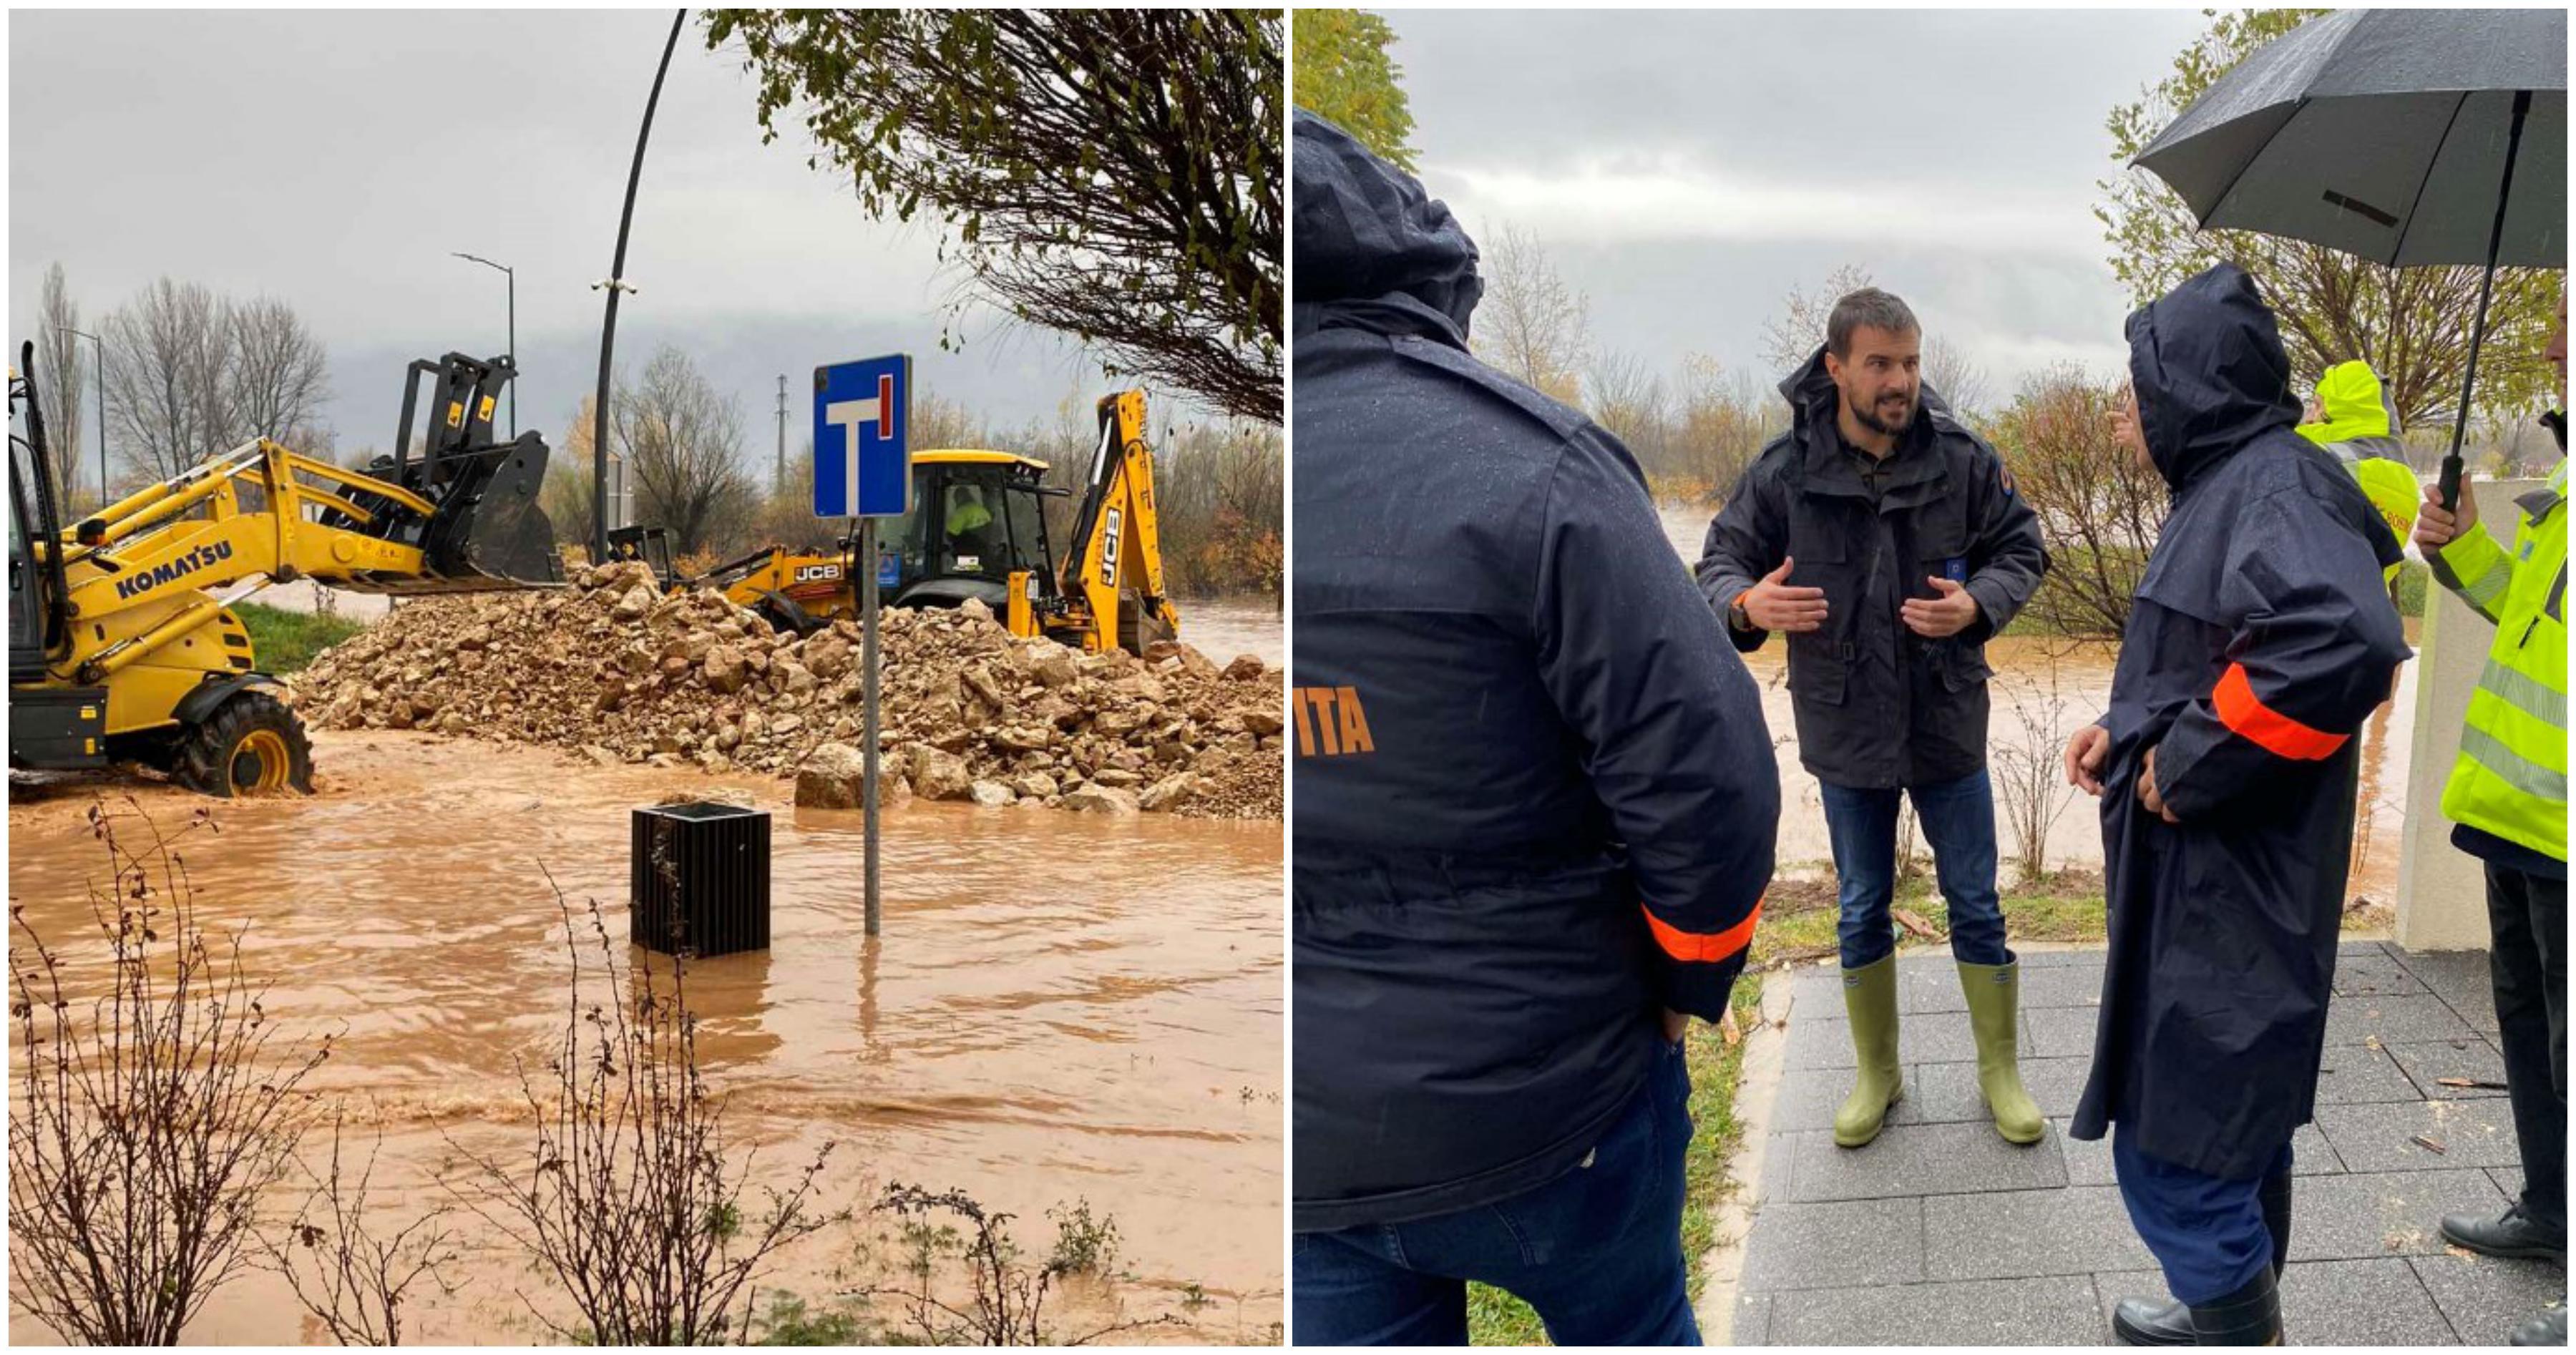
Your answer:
[9,730,1282,1344]
[1657,505,2413,900]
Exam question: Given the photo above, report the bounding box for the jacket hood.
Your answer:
[2125,264,2301,489]
[2296,360,2399,446]
[1292,110,1480,348]
[1775,343,1955,441]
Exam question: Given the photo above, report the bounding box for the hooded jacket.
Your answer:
[1292,112,1777,1231]
[2297,360,2421,579]
[1696,349,2048,788]
[2069,265,2411,1178]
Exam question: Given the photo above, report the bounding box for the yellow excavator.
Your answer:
[7,345,564,795]
[618,388,1179,654]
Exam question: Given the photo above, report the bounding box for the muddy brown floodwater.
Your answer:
[8,728,1282,1344]
[1657,505,2412,901]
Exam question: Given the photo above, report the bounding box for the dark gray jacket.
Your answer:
[1294,111,1776,1231]
[1697,351,2047,788]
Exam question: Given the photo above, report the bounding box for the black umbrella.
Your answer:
[2133,8,2566,507]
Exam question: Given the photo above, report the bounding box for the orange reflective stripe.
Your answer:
[2213,662,2348,761]
[1641,896,1762,964]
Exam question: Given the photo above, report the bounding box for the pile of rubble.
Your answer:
[291,562,1284,819]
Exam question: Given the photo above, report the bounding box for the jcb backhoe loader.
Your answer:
[616,388,1181,655]
[8,345,564,796]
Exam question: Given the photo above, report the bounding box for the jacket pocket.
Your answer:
[1788,639,1848,704]
[1939,643,1993,693]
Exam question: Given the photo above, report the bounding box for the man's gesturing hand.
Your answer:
[1737,557,1829,633]
[1901,577,1981,639]
[2064,723,2109,796]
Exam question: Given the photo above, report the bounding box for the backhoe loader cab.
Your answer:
[616,389,1180,655]
[9,344,565,796]
[885,450,1060,613]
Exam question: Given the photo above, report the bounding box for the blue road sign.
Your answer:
[813,354,910,518]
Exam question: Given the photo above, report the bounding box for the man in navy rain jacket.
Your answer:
[1292,111,1777,1346]
[2064,265,2410,1346]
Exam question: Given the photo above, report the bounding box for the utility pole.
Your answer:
[776,374,788,497]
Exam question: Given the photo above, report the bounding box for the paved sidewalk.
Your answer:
[1729,943,2565,1346]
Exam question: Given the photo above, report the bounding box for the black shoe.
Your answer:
[2441,1205,2569,1263]
[2112,1296,2197,1346]
[2189,1268,2282,1346]
[2511,1308,2568,1346]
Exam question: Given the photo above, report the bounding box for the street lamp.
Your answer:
[590,8,686,566]
[449,252,515,436]
[54,326,106,507]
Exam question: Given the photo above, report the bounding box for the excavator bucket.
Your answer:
[328,353,567,595]
[414,433,565,590]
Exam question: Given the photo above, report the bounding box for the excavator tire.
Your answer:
[175,690,314,798]
[1117,596,1176,657]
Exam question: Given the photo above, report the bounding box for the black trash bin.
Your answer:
[630,801,771,957]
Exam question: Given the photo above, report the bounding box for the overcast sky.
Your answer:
[1380,7,2215,406]
[9,9,1136,481]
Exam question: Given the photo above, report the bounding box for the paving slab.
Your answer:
[2335,948,2431,997]
[2093,1260,2456,1346]
[1782,1121,2067,1203]
[1733,944,2512,1346]
[1764,1276,2107,1346]
[2315,1098,2522,1173]
[2314,1041,2432,1105]
[2488,1166,2536,1203]
[1784,1010,1979,1070]
[1921,1184,2156,1280]
[1897,959,2104,1014]
[1738,1197,1926,1292]
[2286,1169,2513,1261]
[2389,949,2502,1034]
[2408,1252,2568,1346]
[2324,992,2482,1046]
[2020,1003,2101,1059]
[2386,1037,2513,1100]
[1732,1291,1774,1346]
[2057,1120,2345,1188]
[2007,948,2108,967]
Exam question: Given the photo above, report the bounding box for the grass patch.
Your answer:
[233,602,365,675]
[1464,977,1766,1346]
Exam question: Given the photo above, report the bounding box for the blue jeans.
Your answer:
[1819,768,2008,969]
[2113,1125,2294,1304]
[1292,1040,1700,1346]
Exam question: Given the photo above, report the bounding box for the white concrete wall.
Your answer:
[2394,476,2541,954]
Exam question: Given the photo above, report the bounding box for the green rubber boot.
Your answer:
[1960,959,2045,1145]
[1833,954,1904,1148]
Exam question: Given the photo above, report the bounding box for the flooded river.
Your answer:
[8,730,1282,1344]
[1656,505,2413,901]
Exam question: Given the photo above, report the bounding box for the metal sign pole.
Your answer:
[860,514,882,936]
[815,351,907,940]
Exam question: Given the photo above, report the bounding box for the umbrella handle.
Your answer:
[2439,90,2530,514]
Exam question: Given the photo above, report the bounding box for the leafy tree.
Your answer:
[1292,10,1418,171]
[706,9,1283,424]
[2099,8,2555,439]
